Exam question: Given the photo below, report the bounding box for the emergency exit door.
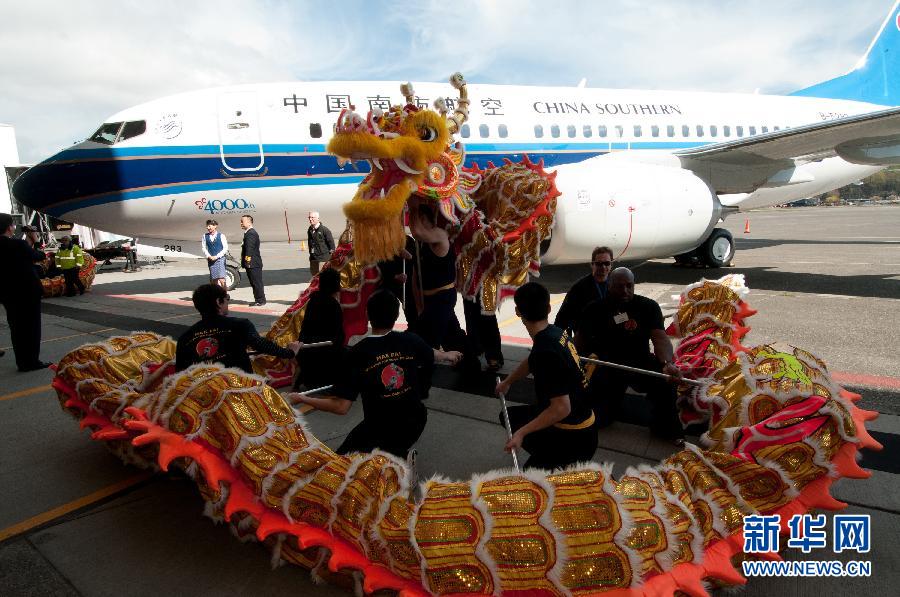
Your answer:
[217,91,264,172]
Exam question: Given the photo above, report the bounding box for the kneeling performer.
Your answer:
[290,290,462,459]
[495,282,597,470]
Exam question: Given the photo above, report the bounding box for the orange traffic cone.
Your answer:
[743,219,751,234]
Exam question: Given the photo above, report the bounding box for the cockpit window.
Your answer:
[118,120,146,142]
[88,120,146,145]
[90,122,123,145]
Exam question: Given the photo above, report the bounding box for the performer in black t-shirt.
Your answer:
[295,267,345,390]
[289,290,462,459]
[574,267,683,441]
[176,284,299,373]
[495,282,597,470]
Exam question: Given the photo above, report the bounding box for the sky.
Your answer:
[0,0,892,163]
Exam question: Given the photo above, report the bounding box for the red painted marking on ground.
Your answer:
[103,293,284,315]
[832,371,900,390]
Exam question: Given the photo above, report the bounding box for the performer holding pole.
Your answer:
[494,282,597,471]
[294,268,345,391]
[287,290,461,459]
[574,266,685,442]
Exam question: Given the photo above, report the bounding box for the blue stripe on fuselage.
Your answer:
[27,141,708,216]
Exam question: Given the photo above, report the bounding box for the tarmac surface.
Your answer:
[1,204,898,596]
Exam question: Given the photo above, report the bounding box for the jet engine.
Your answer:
[541,155,727,265]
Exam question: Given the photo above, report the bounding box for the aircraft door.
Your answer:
[217,91,265,172]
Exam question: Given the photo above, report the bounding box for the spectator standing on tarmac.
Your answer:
[22,225,46,279]
[55,235,85,296]
[554,246,614,335]
[306,211,335,275]
[202,220,228,288]
[495,282,597,470]
[123,238,139,272]
[289,290,462,459]
[575,267,684,443]
[294,267,345,390]
[175,283,299,373]
[0,213,50,371]
[240,215,266,307]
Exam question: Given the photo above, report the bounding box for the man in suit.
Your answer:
[306,211,335,275]
[240,215,266,306]
[0,213,50,371]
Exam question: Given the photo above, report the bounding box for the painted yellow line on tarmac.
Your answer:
[2,312,192,351]
[497,296,564,329]
[0,472,153,542]
[160,313,195,321]
[1,327,116,350]
[0,384,52,402]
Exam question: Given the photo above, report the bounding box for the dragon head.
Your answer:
[327,73,478,263]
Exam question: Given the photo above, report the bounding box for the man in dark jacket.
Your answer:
[176,283,300,372]
[554,245,614,334]
[306,211,335,275]
[240,215,266,306]
[0,213,50,371]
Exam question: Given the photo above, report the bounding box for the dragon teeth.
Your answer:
[394,158,422,175]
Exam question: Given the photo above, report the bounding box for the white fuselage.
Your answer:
[19,82,886,262]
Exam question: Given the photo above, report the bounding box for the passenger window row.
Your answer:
[529,123,785,139]
[452,123,789,140]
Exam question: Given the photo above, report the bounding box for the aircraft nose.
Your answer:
[12,145,118,217]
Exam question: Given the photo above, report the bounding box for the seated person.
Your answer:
[295,267,345,390]
[554,245,614,334]
[575,267,684,442]
[288,290,462,459]
[176,284,299,373]
[495,282,597,470]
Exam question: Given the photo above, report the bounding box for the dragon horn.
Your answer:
[446,72,470,134]
[400,82,415,105]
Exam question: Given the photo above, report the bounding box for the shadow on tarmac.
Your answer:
[538,262,900,300]
[90,267,314,296]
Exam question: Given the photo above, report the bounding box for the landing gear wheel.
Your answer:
[225,265,241,291]
[701,228,735,267]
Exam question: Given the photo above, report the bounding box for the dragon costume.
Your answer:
[50,75,879,595]
[252,74,558,383]
[52,272,879,596]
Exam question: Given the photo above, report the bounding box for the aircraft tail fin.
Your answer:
[791,1,900,106]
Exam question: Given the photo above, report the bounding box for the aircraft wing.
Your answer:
[674,106,900,193]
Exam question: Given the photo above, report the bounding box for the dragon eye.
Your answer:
[419,126,437,142]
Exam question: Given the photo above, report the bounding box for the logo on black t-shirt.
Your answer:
[196,337,220,358]
[380,363,405,390]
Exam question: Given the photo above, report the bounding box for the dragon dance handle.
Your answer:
[580,356,705,386]
[496,375,521,473]
[298,341,334,350]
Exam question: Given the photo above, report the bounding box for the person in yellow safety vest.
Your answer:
[55,235,86,296]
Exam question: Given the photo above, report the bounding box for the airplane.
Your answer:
[12,1,900,289]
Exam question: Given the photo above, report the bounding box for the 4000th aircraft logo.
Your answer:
[194,197,257,214]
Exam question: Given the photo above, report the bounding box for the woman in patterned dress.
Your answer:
[202,220,229,288]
